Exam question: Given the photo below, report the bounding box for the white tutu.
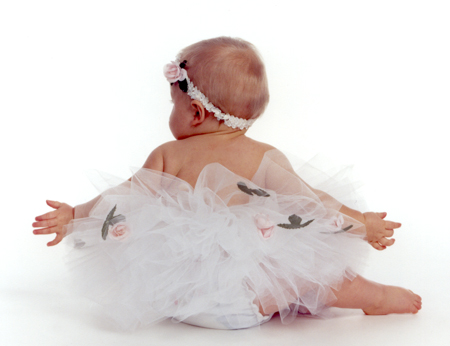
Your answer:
[65,149,368,330]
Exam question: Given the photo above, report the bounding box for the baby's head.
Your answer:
[166,37,269,129]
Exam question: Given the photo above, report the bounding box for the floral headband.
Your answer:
[163,59,255,130]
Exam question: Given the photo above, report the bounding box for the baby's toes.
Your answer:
[412,302,421,313]
[414,295,422,310]
[409,291,422,312]
[414,301,422,312]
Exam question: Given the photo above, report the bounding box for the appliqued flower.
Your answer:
[163,62,187,83]
[254,213,275,239]
[163,57,256,130]
[101,205,126,240]
[331,214,345,230]
[108,222,130,241]
[320,214,353,234]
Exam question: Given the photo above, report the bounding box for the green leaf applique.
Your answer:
[321,225,354,234]
[277,214,315,229]
[237,182,270,197]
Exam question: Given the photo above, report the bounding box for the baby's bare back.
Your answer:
[154,134,274,187]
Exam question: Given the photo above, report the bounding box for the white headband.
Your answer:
[163,59,255,130]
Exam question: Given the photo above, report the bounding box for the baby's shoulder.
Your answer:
[142,141,181,171]
[242,138,287,162]
[142,140,193,174]
[245,138,276,153]
[248,142,296,173]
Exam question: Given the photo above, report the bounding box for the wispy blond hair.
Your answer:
[178,37,269,120]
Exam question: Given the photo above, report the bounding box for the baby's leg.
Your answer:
[331,275,422,314]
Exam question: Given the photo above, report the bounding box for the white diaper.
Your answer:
[181,287,273,330]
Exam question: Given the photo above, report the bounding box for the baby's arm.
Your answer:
[307,182,400,250]
[269,149,400,250]
[33,147,165,246]
[74,148,164,219]
[142,145,164,171]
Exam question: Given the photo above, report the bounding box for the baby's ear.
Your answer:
[190,100,206,126]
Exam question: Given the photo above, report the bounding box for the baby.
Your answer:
[33,37,421,330]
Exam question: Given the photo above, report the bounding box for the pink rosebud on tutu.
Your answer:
[330,214,344,230]
[163,62,187,83]
[253,213,275,239]
[108,222,130,241]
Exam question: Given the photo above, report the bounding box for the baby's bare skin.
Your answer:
[33,200,73,246]
[332,276,422,315]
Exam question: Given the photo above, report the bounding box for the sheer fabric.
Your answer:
[65,149,368,330]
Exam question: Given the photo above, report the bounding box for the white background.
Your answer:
[1,0,449,345]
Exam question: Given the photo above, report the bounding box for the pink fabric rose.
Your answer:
[163,62,187,83]
[108,222,130,241]
[253,213,275,239]
[331,214,344,230]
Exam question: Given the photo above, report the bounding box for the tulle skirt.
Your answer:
[65,149,368,330]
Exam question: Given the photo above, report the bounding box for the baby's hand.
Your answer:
[363,212,401,250]
[33,200,74,246]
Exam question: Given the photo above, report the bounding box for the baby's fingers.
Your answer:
[35,210,58,221]
[32,219,57,229]
[47,233,64,247]
[46,200,61,209]
[378,237,395,247]
[376,212,387,219]
[33,227,56,235]
[370,241,386,251]
[385,220,402,230]
[384,229,394,237]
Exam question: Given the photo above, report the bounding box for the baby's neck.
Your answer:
[182,129,247,142]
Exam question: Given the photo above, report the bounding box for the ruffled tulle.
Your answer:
[65,149,368,330]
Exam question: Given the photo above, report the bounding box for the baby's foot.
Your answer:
[363,285,422,315]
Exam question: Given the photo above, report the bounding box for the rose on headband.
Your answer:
[163,62,187,83]
[253,213,275,239]
[108,222,130,241]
